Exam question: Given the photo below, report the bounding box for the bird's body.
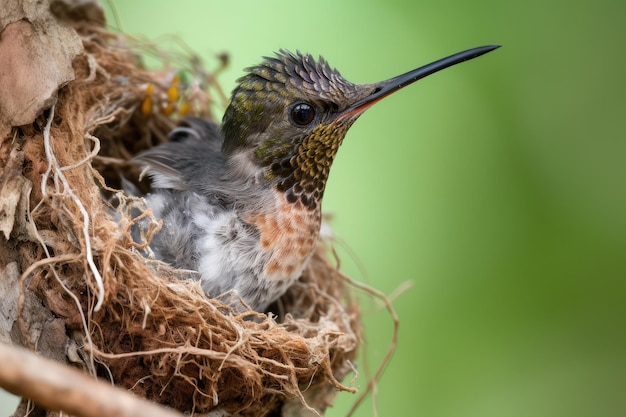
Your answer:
[135,117,319,310]
[134,46,499,311]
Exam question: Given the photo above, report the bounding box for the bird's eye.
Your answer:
[290,103,316,126]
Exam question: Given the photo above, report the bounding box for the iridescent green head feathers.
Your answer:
[221,50,373,209]
[221,50,370,155]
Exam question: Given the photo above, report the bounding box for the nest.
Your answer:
[0,5,364,417]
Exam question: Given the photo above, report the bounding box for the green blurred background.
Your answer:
[3,0,625,415]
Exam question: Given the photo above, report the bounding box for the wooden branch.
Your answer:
[0,342,183,417]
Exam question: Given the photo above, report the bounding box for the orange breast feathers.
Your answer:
[247,193,321,280]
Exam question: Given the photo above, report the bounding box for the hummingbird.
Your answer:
[133,45,499,312]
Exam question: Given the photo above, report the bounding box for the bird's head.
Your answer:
[222,46,498,210]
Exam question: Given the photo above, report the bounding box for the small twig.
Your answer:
[387,280,414,304]
[327,237,410,417]
[88,344,251,368]
[0,342,183,417]
[60,132,100,171]
[332,256,400,417]
[93,155,127,166]
[41,100,106,311]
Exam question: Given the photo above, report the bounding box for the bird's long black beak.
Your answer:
[340,45,500,119]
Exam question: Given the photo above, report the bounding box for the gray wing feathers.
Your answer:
[132,118,227,191]
[134,147,189,190]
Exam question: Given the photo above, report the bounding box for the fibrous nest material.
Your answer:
[0,2,363,416]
